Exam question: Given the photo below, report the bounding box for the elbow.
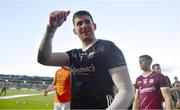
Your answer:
[128,89,135,101]
[125,85,135,99]
[121,87,135,102]
[37,51,48,65]
[37,57,45,65]
[127,89,135,108]
[124,87,135,103]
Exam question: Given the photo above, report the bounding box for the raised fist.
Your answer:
[49,10,70,29]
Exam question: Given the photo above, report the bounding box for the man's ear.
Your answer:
[73,28,77,35]
[93,23,97,30]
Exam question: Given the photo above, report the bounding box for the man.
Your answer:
[173,76,180,108]
[44,67,71,110]
[133,55,173,109]
[152,63,161,73]
[38,10,134,109]
[152,64,172,87]
[152,63,180,108]
[0,80,7,96]
[173,76,180,92]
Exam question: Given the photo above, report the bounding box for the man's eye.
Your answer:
[85,20,91,24]
[77,22,82,26]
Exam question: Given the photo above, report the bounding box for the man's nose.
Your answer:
[81,22,88,27]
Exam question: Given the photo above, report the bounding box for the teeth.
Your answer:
[82,32,88,34]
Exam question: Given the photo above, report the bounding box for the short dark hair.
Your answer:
[152,63,160,69]
[72,10,94,25]
[174,76,178,80]
[139,55,153,63]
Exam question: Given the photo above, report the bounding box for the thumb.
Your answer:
[64,10,70,21]
[66,10,70,16]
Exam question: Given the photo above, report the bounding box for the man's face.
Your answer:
[139,57,151,71]
[153,65,161,73]
[73,15,96,42]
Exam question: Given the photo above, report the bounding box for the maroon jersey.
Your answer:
[135,72,167,109]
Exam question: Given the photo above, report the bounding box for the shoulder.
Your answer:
[136,75,143,81]
[135,75,143,87]
[66,48,81,57]
[151,72,164,77]
[66,48,79,53]
[164,75,170,80]
[96,39,120,52]
[151,72,167,83]
[55,69,62,75]
[97,39,115,46]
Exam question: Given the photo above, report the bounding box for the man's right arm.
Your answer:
[132,89,140,109]
[37,11,70,66]
[43,77,56,96]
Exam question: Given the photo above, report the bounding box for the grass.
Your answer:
[0,88,54,109]
[2,88,41,96]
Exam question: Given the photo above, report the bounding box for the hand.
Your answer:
[49,10,70,29]
[43,90,48,96]
[176,99,180,108]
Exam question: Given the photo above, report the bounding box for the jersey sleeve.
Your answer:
[104,41,126,70]
[66,49,77,67]
[159,73,168,88]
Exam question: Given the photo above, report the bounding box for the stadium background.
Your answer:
[0,74,54,109]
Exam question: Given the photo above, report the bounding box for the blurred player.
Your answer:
[0,80,7,96]
[152,63,180,108]
[44,67,70,110]
[173,76,180,108]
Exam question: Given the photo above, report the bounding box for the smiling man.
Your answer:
[37,10,134,109]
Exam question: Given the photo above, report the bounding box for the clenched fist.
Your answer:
[49,10,70,29]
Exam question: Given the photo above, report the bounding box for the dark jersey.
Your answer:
[66,39,126,109]
[173,80,180,97]
[164,75,172,88]
[135,72,167,109]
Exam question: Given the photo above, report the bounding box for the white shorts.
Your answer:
[54,102,70,110]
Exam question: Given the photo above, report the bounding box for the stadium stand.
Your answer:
[0,74,53,91]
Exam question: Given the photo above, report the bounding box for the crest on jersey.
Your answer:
[137,81,142,84]
[143,79,148,84]
[88,52,95,59]
[149,79,154,83]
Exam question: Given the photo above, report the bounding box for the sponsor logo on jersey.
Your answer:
[140,86,155,93]
[71,64,96,74]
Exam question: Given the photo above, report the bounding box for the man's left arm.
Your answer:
[107,65,134,109]
[161,87,174,109]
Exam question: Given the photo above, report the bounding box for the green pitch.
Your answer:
[0,88,54,109]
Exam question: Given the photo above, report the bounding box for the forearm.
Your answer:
[38,25,56,64]
[43,83,54,96]
[132,98,140,109]
[161,88,174,109]
[132,90,140,109]
[165,97,173,109]
[46,83,55,92]
[107,65,134,109]
[108,87,134,109]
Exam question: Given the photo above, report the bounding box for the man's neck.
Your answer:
[82,38,97,51]
[142,70,153,77]
[83,37,96,46]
